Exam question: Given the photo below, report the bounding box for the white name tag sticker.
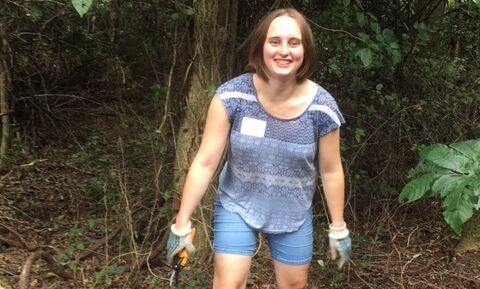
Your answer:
[240,117,266,137]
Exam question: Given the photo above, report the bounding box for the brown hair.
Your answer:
[246,8,317,82]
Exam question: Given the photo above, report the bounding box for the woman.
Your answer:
[167,8,351,289]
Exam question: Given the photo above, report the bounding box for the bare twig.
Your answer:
[0,223,35,250]
[19,159,47,168]
[400,253,421,288]
[118,225,170,273]
[353,269,376,289]
[77,225,123,260]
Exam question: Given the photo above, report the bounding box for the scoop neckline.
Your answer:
[249,73,319,121]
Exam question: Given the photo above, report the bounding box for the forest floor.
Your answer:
[0,110,479,289]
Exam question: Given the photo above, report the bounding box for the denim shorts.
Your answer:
[212,200,313,265]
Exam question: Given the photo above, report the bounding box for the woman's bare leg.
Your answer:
[273,260,310,289]
[213,253,252,289]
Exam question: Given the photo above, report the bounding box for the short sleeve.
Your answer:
[215,73,256,123]
[216,85,237,122]
[311,88,346,138]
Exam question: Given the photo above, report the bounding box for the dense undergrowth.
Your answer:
[1,0,479,288]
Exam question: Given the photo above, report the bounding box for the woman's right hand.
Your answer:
[166,221,196,265]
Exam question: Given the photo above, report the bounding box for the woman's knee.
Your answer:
[213,274,248,289]
[274,261,309,289]
[213,253,251,289]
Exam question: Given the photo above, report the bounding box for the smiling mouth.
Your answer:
[274,59,292,66]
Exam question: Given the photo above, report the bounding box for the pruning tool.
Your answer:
[169,228,196,287]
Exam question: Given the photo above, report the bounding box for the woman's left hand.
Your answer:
[328,223,351,269]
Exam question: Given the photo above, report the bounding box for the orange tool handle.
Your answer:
[178,228,196,267]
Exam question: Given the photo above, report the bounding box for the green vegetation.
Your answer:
[1,0,479,288]
[399,140,480,235]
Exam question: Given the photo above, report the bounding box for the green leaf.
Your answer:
[408,159,452,177]
[357,32,370,42]
[391,49,402,65]
[185,7,195,16]
[420,144,470,173]
[356,12,365,27]
[150,84,166,101]
[474,196,480,210]
[72,0,92,18]
[343,0,351,6]
[382,29,397,44]
[76,242,85,250]
[390,42,400,49]
[28,4,43,21]
[399,173,438,202]
[449,139,480,160]
[370,22,381,34]
[472,178,480,196]
[432,175,471,197]
[408,160,434,177]
[356,48,373,67]
[354,128,366,143]
[375,34,385,43]
[205,85,217,97]
[170,12,180,21]
[442,196,473,236]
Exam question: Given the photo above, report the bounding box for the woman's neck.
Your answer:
[253,73,300,102]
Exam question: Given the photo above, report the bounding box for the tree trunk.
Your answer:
[0,23,10,171]
[455,213,480,254]
[172,0,238,259]
[415,0,446,25]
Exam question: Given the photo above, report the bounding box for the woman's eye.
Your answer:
[290,40,301,47]
[269,40,280,46]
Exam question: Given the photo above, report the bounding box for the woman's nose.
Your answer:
[278,43,288,55]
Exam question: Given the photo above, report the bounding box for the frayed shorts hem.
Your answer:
[272,256,312,266]
[213,249,253,256]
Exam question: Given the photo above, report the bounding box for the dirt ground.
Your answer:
[1,154,479,289]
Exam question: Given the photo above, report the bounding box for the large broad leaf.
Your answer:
[419,144,470,174]
[432,174,472,198]
[472,178,480,196]
[450,139,480,160]
[443,196,474,236]
[407,160,450,177]
[399,173,438,202]
[72,0,92,18]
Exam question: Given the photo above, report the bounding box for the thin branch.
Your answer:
[77,225,123,260]
[308,18,361,41]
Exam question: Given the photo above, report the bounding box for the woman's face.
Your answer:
[263,15,304,80]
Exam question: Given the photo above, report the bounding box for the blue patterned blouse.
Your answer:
[216,73,345,233]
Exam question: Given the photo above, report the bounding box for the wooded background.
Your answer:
[0,0,479,288]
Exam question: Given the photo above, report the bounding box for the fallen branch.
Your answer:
[18,249,73,289]
[42,253,74,280]
[19,250,43,289]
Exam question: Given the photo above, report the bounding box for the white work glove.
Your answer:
[328,223,351,269]
[166,221,196,265]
